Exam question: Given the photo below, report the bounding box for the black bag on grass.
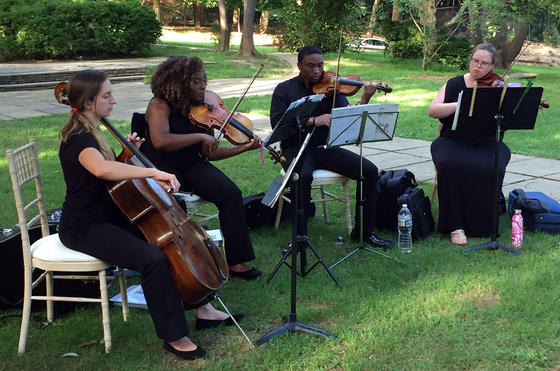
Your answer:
[397,187,435,240]
[375,169,417,230]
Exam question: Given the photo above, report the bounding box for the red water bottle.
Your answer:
[512,209,523,248]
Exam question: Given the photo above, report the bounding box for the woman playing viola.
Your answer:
[427,43,511,245]
[142,56,262,279]
[59,69,243,361]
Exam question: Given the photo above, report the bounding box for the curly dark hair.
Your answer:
[150,56,205,115]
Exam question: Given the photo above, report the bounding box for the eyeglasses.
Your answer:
[470,58,493,67]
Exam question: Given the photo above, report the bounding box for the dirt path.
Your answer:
[516,41,560,65]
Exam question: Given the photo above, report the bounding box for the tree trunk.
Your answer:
[259,10,269,34]
[240,0,258,56]
[233,8,241,33]
[489,22,529,69]
[217,0,231,52]
[366,0,381,37]
[419,0,437,70]
[152,0,161,22]
[193,1,200,28]
[392,3,400,21]
[468,1,484,46]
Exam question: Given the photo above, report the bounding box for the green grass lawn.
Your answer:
[1,44,560,370]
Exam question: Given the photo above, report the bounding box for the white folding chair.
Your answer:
[7,139,129,354]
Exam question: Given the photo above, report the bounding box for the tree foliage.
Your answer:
[275,0,366,52]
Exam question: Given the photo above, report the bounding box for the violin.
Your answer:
[189,90,285,163]
[55,82,229,305]
[475,71,550,108]
[312,71,392,96]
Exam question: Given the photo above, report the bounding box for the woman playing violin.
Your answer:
[428,43,511,245]
[59,69,246,361]
[142,56,262,279]
[269,45,392,249]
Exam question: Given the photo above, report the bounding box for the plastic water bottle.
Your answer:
[397,204,413,253]
[512,209,523,248]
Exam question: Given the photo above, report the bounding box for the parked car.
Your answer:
[346,37,389,51]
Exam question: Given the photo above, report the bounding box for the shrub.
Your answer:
[377,19,423,59]
[431,35,472,70]
[0,0,161,61]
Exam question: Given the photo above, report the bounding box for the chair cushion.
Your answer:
[30,234,101,262]
[312,169,345,180]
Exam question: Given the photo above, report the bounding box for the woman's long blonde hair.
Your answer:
[60,69,115,160]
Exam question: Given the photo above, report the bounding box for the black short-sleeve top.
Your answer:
[142,104,207,172]
[58,130,120,230]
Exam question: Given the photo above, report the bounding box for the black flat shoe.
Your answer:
[196,313,245,330]
[229,267,262,280]
[163,341,207,360]
[365,233,394,250]
[352,231,393,250]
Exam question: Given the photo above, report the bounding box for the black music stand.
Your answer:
[256,94,338,346]
[453,86,543,255]
[326,103,402,268]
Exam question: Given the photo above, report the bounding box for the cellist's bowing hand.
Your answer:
[359,81,377,104]
[126,132,145,149]
[150,169,180,193]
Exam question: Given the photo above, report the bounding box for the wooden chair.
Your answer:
[274,169,353,236]
[173,192,219,223]
[7,140,129,354]
[430,122,444,205]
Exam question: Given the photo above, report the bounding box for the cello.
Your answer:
[55,82,229,305]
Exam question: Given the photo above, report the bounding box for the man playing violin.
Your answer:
[270,45,392,249]
[142,56,262,279]
[428,43,511,245]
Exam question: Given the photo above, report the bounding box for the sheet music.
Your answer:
[452,91,463,131]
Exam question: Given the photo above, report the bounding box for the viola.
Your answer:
[475,71,502,87]
[55,82,229,305]
[189,90,285,163]
[312,71,392,96]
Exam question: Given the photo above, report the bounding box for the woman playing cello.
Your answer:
[142,56,262,279]
[428,43,511,245]
[58,69,240,361]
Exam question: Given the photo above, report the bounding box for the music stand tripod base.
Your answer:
[463,241,522,256]
[256,314,337,346]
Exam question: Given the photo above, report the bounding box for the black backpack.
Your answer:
[375,169,417,230]
[397,187,435,240]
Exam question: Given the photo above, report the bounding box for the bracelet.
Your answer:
[312,116,316,127]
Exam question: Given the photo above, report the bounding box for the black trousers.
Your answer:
[59,212,190,342]
[282,146,379,236]
[176,161,256,266]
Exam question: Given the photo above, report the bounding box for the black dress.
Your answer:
[142,104,256,266]
[430,75,511,236]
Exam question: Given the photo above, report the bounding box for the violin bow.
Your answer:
[215,64,264,142]
[331,27,344,112]
[500,41,531,81]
